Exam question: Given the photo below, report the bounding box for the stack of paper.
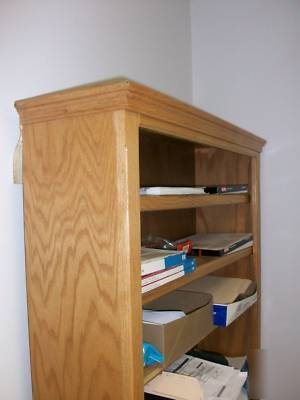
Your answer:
[142,310,186,324]
[145,354,247,400]
[165,354,247,400]
[140,186,206,195]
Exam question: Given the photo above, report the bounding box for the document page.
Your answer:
[142,310,185,324]
[166,355,247,400]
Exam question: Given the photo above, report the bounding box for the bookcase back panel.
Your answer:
[195,147,251,186]
[194,148,256,357]
[197,256,256,356]
[139,130,195,187]
[141,209,196,242]
[196,203,251,234]
[139,131,197,243]
[198,309,252,356]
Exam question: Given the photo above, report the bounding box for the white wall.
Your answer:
[3,1,298,398]
[0,1,192,398]
[191,1,300,399]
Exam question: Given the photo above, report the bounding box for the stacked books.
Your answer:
[176,233,253,257]
[141,248,196,293]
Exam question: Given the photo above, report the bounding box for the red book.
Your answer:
[142,269,185,293]
[142,265,184,286]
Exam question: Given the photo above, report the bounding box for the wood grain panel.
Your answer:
[141,209,195,242]
[199,308,254,356]
[16,79,265,400]
[195,148,257,356]
[139,130,195,187]
[140,193,249,212]
[139,132,196,244]
[196,203,251,234]
[195,148,251,234]
[195,147,251,185]
[23,111,143,400]
[15,79,266,153]
[144,365,163,384]
[249,157,261,351]
[140,117,258,157]
[198,256,255,356]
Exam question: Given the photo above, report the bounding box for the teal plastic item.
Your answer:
[143,342,164,367]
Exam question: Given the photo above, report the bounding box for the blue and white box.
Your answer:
[213,291,257,327]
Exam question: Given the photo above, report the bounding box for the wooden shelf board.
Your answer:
[144,365,163,385]
[140,193,249,212]
[142,247,252,305]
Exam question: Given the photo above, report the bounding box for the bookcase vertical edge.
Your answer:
[22,110,143,400]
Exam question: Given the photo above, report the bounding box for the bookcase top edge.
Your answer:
[14,78,266,151]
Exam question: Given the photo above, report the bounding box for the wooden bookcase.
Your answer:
[15,79,265,400]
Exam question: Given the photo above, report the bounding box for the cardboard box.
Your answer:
[178,275,253,304]
[179,276,257,327]
[143,291,214,367]
[213,291,257,326]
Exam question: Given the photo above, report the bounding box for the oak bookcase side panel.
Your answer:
[22,110,143,400]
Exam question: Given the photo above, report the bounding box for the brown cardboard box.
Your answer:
[179,275,253,304]
[143,291,214,367]
[179,276,257,326]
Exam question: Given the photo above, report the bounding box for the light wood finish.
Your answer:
[249,157,261,350]
[144,365,164,385]
[139,130,196,242]
[198,309,253,356]
[140,119,259,157]
[141,209,195,242]
[140,193,249,212]
[16,79,265,400]
[139,130,195,187]
[15,79,265,154]
[195,148,258,356]
[22,111,142,400]
[142,248,252,305]
[194,146,251,186]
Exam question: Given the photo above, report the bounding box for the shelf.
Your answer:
[143,291,257,385]
[144,365,163,385]
[140,193,249,212]
[142,247,252,305]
